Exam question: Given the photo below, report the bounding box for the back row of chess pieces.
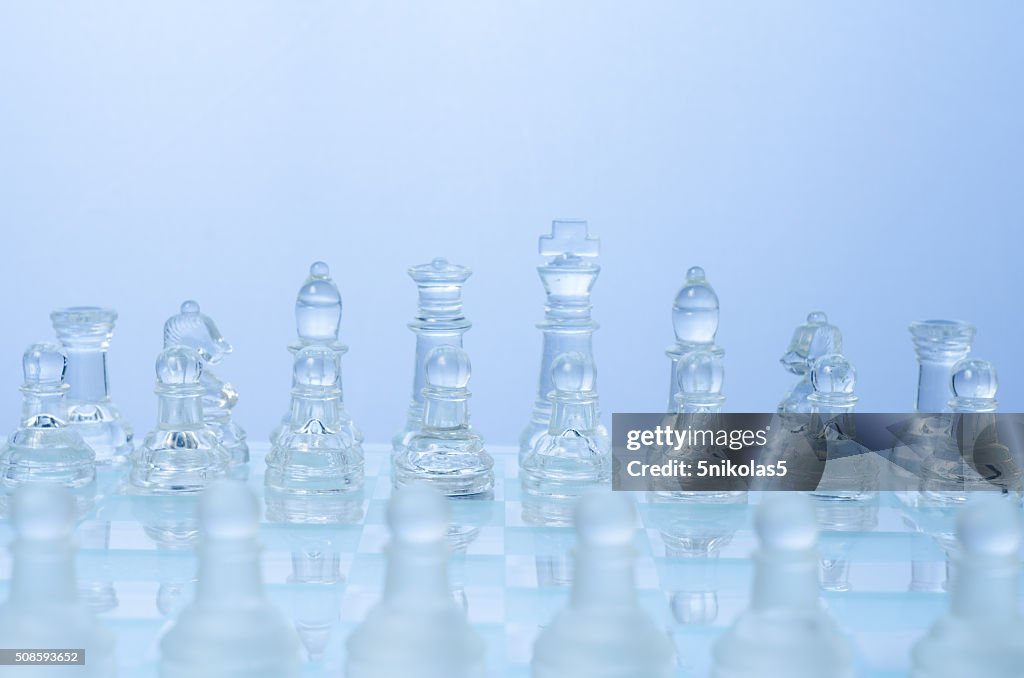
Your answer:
[0,220,1015,676]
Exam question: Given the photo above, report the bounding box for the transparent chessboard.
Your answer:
[0,444,997,677]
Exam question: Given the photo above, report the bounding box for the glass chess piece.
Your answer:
[345,485,486,677]
[531,492,675,677]
[0,484,116,677]
[129,346,231,494]
[520,220,608,463]
[911,496,1024,677]
[919,358,1021,503]
[910,319,975,414]
[272,262,363,450]
[665,266,726,411]
[0,343,96,489]
[521,352,610,499]
[807,354,879,501]
[711,494,855,678]
[51,306,132,464]
[393,257,472,454]
[658,349,746,497]
[164,300,248,465]
[264,346,365,494]
[891,320,977,503]
[392,346,494,496]
[778,312,843,414]
[160,481,301,677]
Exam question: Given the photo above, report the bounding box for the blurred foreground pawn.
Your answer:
[161,481,300,677]
[712,494,854,678]
[911,497,1024,677]
[521,352,610,499]
[273,262,363,450]
[520,221,607,462]
[0,343,95,489]
[164,300,248,464]
[130,347,231,493]
[394,257,473,454]
[51,306,132,463]
[265,346,364,494]
[346,485,486,677]
[0,485,115,677]
[532,493,674,677]
[778,312,843,413]
[393,346,493,496]
[665,266,724,411]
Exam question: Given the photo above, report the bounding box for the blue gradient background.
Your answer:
[1,2,1020,445]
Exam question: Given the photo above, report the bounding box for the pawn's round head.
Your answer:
[951,358,998,400]
[296,261,343,343]
[575,492,635,548]
[755,494,818,551]
[957,495,1021,558]
[676,350,724,396]
[672,266,720,344]
[12,484,77,541]
[293,346,340,387]
[388,485,449,545]
[22,342,67,389]
[551,352,596,394]
[811,354,856,395]
[425,345,471,390]
[200,480,260,540]
[156,346,203,385]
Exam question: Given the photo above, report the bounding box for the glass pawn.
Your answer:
[264,346,364,494]
[532,492,675,677]
[778,312,843,413]
[711,494,854,677]
[164,300,248,464]
[50,306,132,464]
[393,257,473,454]
[521,352,610,499]
[675,348,726,413]
[911,496,1024,676]
[0,343,96,489]
[0,484,116,677]
[665,266,725,411]
[129,346,231,494]
[806,354,877,501]
[272,262,363,449]
[665,349,746,497]
[393,345,493,496]
[520,220,608,463]
[345,485,486,677]
[160,481,301,677]
[923,359,1021,499]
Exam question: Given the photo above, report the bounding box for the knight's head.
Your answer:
[163,300,232,365]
